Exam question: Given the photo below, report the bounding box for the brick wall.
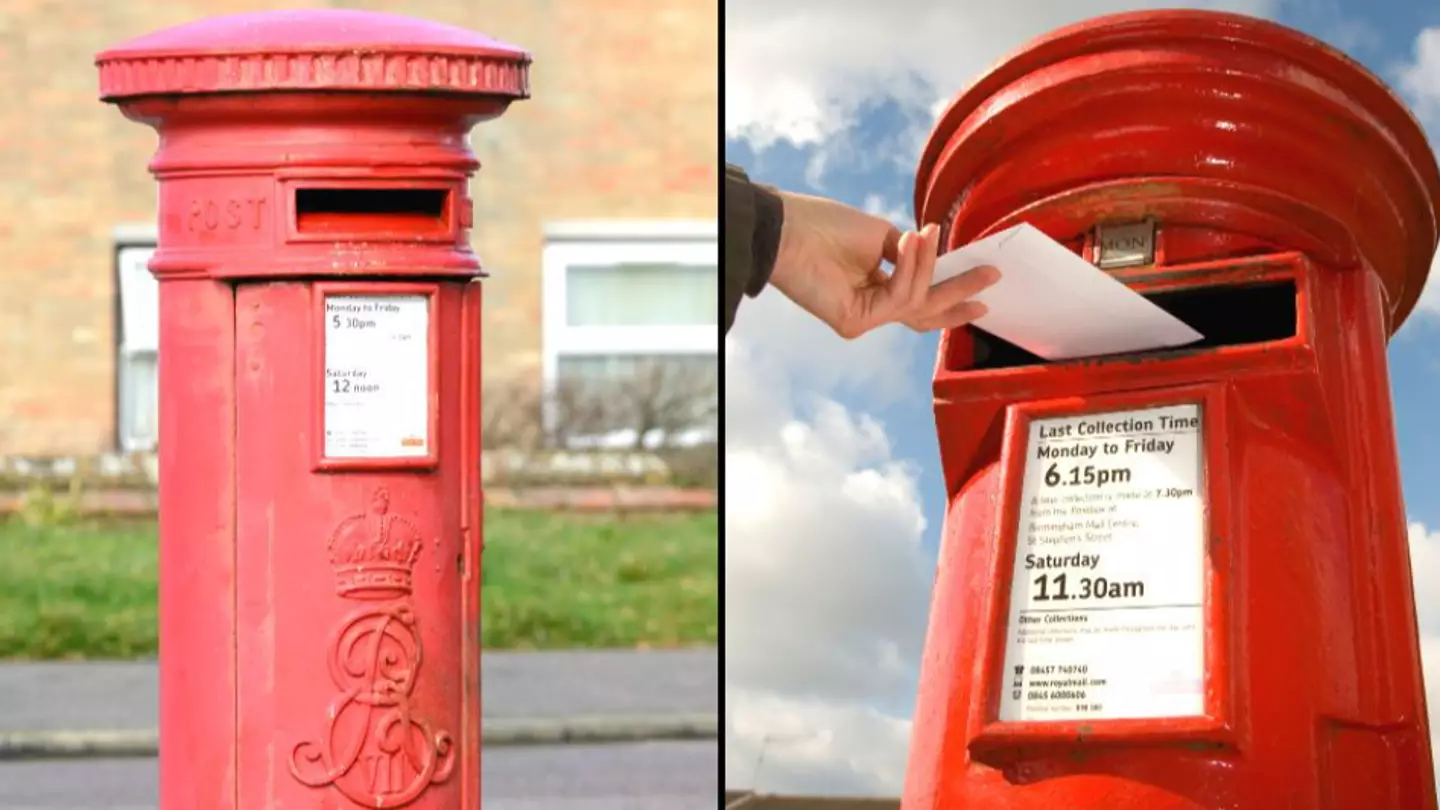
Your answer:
[0,0,718,454]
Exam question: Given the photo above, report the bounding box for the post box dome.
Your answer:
[96,9,529,102]
[915,9,1440,332]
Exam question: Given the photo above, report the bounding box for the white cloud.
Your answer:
[725,0,1280,152]
[727,692,914,796]
[1416,250,1440,321]
[1411,523,1440,628]
[726,288,919,419]
[1394,28,1440,322]
[1410,523,1440,773]
[862,195,914,230]
[725,292,933,795]
[1399,28,1440,133]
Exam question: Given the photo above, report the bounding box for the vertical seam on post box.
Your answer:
[467,280,483,806]
[230,279,240,810]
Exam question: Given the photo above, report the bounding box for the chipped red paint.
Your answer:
[97,10,528,810]
[907,10,1440,810]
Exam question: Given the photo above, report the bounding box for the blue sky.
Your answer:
[725,0,1440,797]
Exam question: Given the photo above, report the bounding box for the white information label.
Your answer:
[322,294,430,459]
[998,403,1206,723]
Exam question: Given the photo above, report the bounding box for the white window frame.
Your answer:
[114,224,160,453]
[541,221,719,448]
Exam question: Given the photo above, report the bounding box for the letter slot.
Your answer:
[947,279,1298,372]
[295,187,451,238]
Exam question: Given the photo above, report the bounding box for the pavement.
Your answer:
[0,648,718,759]
[0,741,720,809]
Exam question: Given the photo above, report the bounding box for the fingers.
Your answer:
[903,224,941,306]
[843,219,993,339]
[928,264,1000,312]
[880,224,904,265]
[886,230,921,306]
[907,299,988,333]
[899,264,1001,332]
[874,224,937,317]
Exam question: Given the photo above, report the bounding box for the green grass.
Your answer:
[0,509,717,659]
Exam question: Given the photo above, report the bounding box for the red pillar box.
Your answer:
[905,10,1440,810]
[96,10,529,810]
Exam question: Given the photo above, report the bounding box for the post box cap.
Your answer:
[915,9,1440,333]
[97,9,530,102]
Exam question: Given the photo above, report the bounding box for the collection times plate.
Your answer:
[998,403,1207,723]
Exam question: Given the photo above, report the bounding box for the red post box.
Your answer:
[904,10,1440,810]
[96,10,529,809]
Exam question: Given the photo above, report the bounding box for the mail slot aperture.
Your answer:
[945,274,1300,372]
[290,183,455,241]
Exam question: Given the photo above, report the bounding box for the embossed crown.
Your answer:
[326,488,424,599]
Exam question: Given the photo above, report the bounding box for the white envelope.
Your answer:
[932,223,1203,360]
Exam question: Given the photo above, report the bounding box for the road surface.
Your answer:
[0,740,718,809]
[0,649,718,731]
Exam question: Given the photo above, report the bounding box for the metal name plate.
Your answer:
[1095,220,1157,270]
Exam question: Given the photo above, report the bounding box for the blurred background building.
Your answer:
[0,0,719,458]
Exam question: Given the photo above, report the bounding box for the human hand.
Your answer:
[767,191,1000,339]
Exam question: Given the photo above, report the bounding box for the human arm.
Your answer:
[724,164,1000,338]
[724,163,784,335]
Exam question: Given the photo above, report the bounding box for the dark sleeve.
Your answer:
[724,163,784,335]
